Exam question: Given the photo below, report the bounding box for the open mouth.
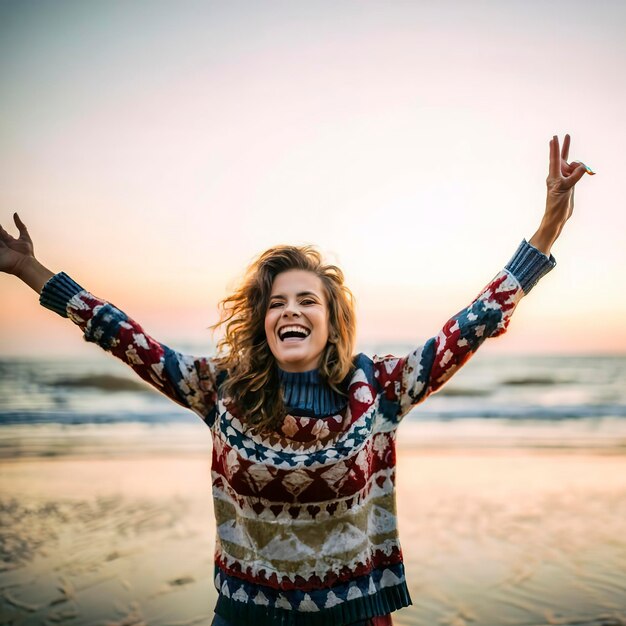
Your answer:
[278,325,311,342]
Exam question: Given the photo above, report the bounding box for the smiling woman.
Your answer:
[0,134,593,626]
[212,245,357,435]
[265,270,330,372]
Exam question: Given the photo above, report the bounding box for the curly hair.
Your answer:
[209,245,357,435]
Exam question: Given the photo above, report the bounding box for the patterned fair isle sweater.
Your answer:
[39,239,555,626]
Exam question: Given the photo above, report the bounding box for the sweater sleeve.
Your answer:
[373,239,556,423]
[39,272,219,425]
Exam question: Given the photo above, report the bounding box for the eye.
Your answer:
[301,299,316,305]
[269,302,282,308]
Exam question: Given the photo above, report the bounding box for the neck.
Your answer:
[277,366,347,416]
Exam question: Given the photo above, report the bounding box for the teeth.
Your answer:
[278,325,311,340]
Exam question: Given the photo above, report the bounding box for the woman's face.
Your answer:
[264,269,330,372]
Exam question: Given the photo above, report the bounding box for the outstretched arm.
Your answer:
[1,218,219,424]
[374,133,593,424]
[374,241,552,423]
[39,272,219,423]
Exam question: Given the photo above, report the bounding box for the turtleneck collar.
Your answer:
[277,366,348,417]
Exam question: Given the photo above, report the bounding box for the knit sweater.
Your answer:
[39,239,555,626]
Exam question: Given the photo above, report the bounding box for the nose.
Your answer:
[283,301,301,317]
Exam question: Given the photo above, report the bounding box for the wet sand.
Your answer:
[1,448,626,625]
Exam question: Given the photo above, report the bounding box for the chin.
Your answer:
[277,351,322,371]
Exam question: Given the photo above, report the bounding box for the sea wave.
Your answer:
[48,374,150,392]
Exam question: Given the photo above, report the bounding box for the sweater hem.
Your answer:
[214,582,412,626]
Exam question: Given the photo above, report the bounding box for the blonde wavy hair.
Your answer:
[209,245,357,434]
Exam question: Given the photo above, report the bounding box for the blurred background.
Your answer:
[1,0,624,356]
[1,1,625,625]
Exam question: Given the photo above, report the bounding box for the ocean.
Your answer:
[1,351,625,456]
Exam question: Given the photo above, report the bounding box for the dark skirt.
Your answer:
[211,614,393,626]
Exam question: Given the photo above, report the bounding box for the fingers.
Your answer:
[572,160,596,175]
[0,223,16,243]
[565,163,589,188]
[549,135,560,179]
[561,133,570,162]
[13,212,30,238]
[550,134,595,182]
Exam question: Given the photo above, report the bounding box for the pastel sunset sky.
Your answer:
[1,0,624,357]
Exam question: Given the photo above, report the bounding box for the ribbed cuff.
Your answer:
[39,271,85,318]
[505,239,557,295]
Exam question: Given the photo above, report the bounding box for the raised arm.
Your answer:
[374,240,554,423]
[1,216,219,424]
[373,133,593,424]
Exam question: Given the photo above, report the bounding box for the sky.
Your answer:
[1,0,624,358]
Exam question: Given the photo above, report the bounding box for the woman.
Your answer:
[0,135,592,626]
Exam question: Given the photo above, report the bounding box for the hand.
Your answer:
[545,133,594,224]
[528,135,594,255]
[0,212,35,276]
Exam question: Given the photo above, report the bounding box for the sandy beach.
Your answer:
[1,441,626,626]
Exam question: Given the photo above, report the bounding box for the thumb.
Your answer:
[13,212,33,244]
[13,212,29,236]
[566,163,588,188]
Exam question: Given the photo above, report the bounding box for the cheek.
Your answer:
[318,316,330,343]
[264,311,281,346]
[263,315,273,342]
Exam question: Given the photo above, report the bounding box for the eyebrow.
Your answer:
[269,291,320,300]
